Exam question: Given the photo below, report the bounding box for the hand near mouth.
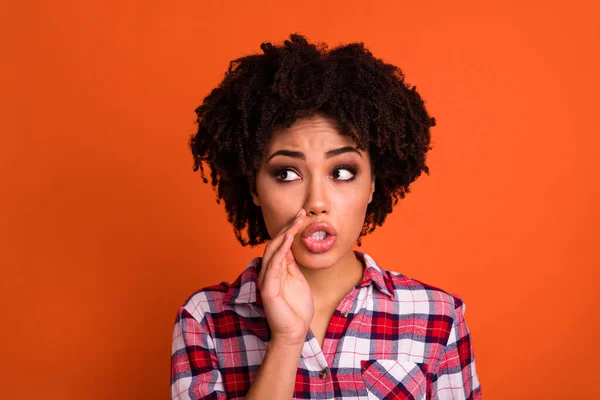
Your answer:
[257,208,314,346]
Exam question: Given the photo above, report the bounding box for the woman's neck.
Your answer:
[299,250,365,309]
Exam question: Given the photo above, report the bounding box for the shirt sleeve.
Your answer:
[171,306,228,400]
[432,298,482,399]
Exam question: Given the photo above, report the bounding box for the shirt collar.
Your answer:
[224,250,395,305]
[356,251,395,298]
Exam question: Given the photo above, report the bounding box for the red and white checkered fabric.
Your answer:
[171,251,481,399]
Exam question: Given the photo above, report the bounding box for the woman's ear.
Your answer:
[252,192,261,207]
[368,178,375,204]
[249,177,261,206]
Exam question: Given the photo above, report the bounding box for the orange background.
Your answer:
[1,1,598,399]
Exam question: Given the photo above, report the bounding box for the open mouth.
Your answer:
[300,223,337,254]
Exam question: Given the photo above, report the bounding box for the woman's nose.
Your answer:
[303,177,329,216]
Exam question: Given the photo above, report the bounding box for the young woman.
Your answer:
[170,34,481,400]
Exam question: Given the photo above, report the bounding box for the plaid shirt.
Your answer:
[171,251,481,399]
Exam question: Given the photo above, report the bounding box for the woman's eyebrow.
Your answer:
[267,146,362,162]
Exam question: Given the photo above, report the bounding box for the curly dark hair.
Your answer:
[189,34,436,247]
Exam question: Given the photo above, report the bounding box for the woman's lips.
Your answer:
[300,222,337,254]
[300,222,337,238]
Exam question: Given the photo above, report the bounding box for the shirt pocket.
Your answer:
[360,359,429,400]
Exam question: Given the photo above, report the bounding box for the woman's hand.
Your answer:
[258,208,314,346]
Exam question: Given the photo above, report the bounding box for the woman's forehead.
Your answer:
[268,115,358,151]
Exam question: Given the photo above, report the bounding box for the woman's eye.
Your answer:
[276,169,301,181]
[333,167,355,181]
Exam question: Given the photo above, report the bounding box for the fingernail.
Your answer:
[296,209,303,217]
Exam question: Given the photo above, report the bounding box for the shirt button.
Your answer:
[341,310,349,318]
[319,369,328,379]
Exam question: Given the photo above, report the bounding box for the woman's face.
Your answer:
[252,115,375,270]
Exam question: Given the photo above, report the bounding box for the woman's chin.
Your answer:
[293,246,344,270]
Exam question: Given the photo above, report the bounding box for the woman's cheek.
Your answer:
[336,184,370,214]
[262,197,300,236]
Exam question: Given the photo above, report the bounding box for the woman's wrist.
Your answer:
[245,333,304,399]
[269,335,306,350]
[269,333,307,349]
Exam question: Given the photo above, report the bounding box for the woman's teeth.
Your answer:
[311,231,327,240]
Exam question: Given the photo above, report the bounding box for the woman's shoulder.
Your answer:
[390,270,464,309]
[176,256,261,322]
[362,252,466,314]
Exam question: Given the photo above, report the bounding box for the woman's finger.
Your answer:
[283,212,305,239]
[259,221,299,287]
[284,247,302,279]
[262,210,304,267]
[274,208,305,237]
[259,209,306,288]
[262,232,294,288]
